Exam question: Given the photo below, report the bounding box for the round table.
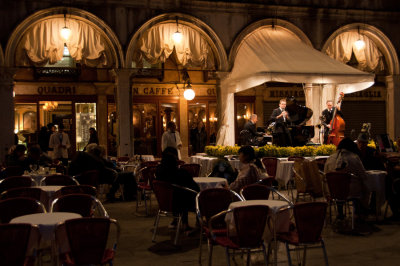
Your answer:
[194,177,228,190]
[11,212,81,241]
[275,161,295,185]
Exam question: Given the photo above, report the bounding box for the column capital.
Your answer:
[93,82,114,95]
[109,69,136,81]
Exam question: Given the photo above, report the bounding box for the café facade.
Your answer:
[0,1,399,161]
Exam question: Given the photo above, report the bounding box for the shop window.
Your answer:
[132,103,157,156]
[14,103,37,144]
[75,103,97,151]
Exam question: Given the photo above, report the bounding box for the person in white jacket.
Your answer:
[161,121,182,159]
[49,124,71,165]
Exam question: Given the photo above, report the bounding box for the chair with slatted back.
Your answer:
[196,188,243,265]
[0,176,36,194]
[261,157,278,177]
[0,187,49,211]
[277,202,329,266]
[40,175,79,186]
[0,223,41,266]
[51,193,108,218]
[180,163,201,177]
[0,197,46,223]
[55,217,120,266]
[209,205,270,266]
[136,166,158,215]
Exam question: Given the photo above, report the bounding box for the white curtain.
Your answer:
[325,31,384,73]
[18,18,109,67]
[217,27,375,146]
[133,23,215,69]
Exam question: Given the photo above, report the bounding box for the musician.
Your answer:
[321,100,343,144]
[241,114,264,145]
[270,99,292,146]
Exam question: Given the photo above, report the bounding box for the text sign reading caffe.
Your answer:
[132,87,176,95]
[37,86,76,95]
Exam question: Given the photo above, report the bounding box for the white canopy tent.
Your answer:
[217,26,375,146]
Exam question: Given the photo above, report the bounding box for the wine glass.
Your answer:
[29,164,38,173]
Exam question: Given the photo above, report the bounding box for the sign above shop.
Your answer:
[37,86,76,95]
[132,86,176,95]
[132,84,217,97]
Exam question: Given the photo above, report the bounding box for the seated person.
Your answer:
[356,133,385,170]
[155,147,200,231]
[241,114,264,146]
[324,138,370,220]
[229,146,262,193]
[209,158,238,184]
[4,144,29,170]
[26,145,52,167]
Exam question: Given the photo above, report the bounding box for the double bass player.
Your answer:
[321,95,345,145]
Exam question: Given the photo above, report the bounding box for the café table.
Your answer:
[225,199,291,266]
[365,170,387,217]
[275,160,295,186]
[194,177,228,191]
[37,185,64,210]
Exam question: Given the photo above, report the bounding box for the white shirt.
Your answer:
[49,131,71,159]
[161,130,182,159]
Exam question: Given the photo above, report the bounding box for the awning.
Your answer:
[217,26,375,146]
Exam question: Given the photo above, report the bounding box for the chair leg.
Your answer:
[225,248,231,266]
[285,243,292,266]
[321,240,329,266]
[144,192,148,215]
[173,216,182,246]
[208,241,213,266]
[246,250,251,266]
[198,227,203,263]
[262,243,269,266]
[152,211,161,242]
[351,203,355,230]
[302,246,307,266]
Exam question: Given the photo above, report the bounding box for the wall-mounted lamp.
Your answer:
[60,11,71,41]
[184,81,195,100]
[172,17,183,44]
[354,26,365,51]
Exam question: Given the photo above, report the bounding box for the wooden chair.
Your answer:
[315,157,327,172]
[51,193,108,218]
[180,163,201,177]
[196,188,243,265]
[0,187,49,211]
[0,197,46,223]
[0,176,36,193]
[136,166,158,215]
[209,205,270,266]
[55,217,120,266]
[0,223,41,266]
[73,170,100,187]
[277,202,329,266]
[261,157,278,177]
[56,185,97,197]
[40,175,79,186]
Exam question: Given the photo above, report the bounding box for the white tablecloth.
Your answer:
[275,161,295,185]
[11,212,81,241]
[366,170,387,213]
[194,177,228,191]
[226,200,290,240]
[190,156,242,177]
[37,185,64,209]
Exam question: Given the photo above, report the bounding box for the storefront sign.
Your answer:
[132,87,175,95]
[207,88,216,96]
[268,89,305,98]
[37,86,76,95]
[345,89,384,99]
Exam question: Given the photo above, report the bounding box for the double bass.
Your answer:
[327,92,345,146]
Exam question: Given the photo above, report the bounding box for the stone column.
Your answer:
[178,87,189,160]
[110,69,133,157]
[94,83,113,155]
[386,75,400,139]
[0,67,16,164]
[255,87,264,127]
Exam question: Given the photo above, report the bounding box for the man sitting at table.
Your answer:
[155,147,200,231]
[356,133,385,170]
[229,146,262,193]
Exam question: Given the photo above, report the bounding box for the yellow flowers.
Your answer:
[205,144,337,158]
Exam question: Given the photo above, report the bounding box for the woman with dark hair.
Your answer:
[324,137,369,220]
[155,147,200,230]
[229,146,262,193]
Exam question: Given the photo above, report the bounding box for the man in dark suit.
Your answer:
[270,98,291,146]
[243,114,264,143]
[321,100,343,144]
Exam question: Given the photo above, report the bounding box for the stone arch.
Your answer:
[229,18,313,71]
[321,23,399,75]
[5,7,124,68]
[125,13,228,71]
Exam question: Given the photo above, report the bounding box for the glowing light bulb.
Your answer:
[61,26,71,41]
[172,31,183,43]
[354,39,365,51]
[184,88,195,100]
